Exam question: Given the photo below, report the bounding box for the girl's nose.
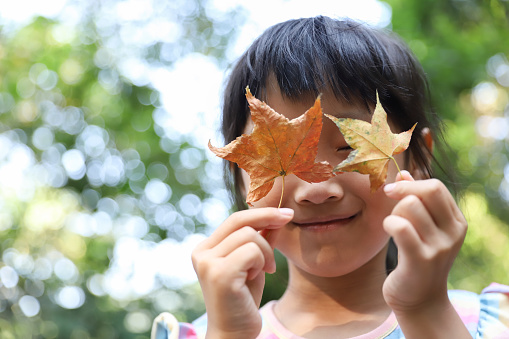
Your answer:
[293,179,344,205]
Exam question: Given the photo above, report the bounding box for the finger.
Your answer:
[384,178,463,231]
[383,214,422,261]
[246,270,266,307]
[395,170,415,183]
[225,242,266,281]
[210,226,276,273]
[391,195,437,243]
[384,170,414,193]
[198,208,294,250]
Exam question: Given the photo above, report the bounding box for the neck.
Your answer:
[274,250,391,337]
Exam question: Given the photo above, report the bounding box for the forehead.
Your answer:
[264,82,373,121]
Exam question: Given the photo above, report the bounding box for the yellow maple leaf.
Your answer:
[325,92,416,192]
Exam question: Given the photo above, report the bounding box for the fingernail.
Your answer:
[400,170,412,178]
[279,208,294,217]
[384,183,395,193]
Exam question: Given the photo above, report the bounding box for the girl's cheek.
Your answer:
[256,179,286,208]
[241,169,285,208]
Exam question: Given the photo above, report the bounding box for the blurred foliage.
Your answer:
[0,0,245,337]
[0,0,508,338]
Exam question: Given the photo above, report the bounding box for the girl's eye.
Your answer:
[337,146,353,152]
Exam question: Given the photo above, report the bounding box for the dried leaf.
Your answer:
[209,87,334,206]
[325,92,416,192]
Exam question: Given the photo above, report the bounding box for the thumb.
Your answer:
[384,170,414,196]
[395,170,414,183]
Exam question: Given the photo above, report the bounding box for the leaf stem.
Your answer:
[278,175,285,209]
[390,156,403,177]
[264,176,285,241]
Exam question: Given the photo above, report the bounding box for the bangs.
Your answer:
[245,16,405,107]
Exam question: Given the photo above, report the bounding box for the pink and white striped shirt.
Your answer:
[151,283,509,339]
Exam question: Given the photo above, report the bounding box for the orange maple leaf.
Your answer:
[209,87,334,206]
[325,92,416,192]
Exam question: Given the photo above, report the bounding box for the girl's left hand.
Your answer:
[382,171,467,314]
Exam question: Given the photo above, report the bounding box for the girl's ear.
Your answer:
[410,127,434,180]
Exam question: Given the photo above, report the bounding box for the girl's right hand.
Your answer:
[191,207,294,339]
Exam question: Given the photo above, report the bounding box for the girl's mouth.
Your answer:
[293,214,358,232]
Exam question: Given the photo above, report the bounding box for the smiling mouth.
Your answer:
[293,214,358,231]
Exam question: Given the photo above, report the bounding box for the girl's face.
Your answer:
[241,85,407,279]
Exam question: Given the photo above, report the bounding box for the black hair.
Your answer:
[220,16,454,273]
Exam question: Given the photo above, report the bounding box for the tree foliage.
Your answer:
[0,1,244,337]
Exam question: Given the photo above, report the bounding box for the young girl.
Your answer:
[152,16,509,339]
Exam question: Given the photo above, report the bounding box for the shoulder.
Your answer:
[449,283,509,338]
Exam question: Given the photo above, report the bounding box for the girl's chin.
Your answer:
[280,241,391,278]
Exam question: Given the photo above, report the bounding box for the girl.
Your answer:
[152,16,509,339]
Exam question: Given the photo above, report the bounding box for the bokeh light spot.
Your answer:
[56,286,85,309]
[62,149,86,180]
[124,310,152,333]
[18,295,40,317]
[0,92,15,114]
[144,179,172,204]
[0,266,19,288]
[32,126,55,151]
[59,58,84,84]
